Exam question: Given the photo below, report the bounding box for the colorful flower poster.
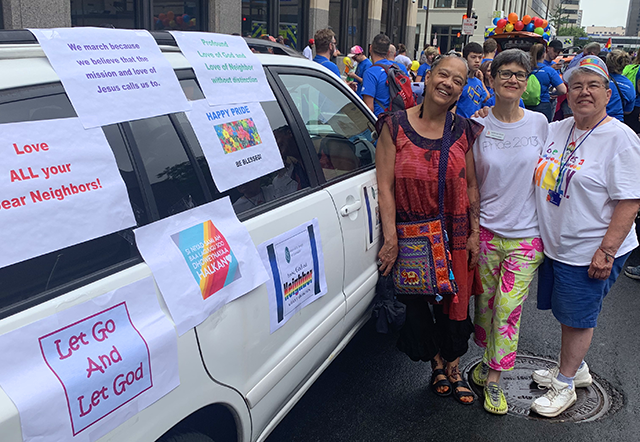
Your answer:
[258,219,327,333]
[134,198,269,335]
[186,99,284,191]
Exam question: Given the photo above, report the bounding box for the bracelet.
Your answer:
[598,247,615,263]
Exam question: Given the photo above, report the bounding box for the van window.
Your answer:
[278,74,376,181]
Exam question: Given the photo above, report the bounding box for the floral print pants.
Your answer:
[474,226,544,371]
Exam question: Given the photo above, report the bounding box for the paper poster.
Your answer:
[0,277,179,442]
[30,27,190,128]
[134,197,269,335]
[361,180,381,250]
[258,219,327,333]
[186,99,284,191]
[0,118,136,269]
[169,31,275,106]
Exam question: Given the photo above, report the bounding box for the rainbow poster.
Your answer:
[171,220,240,300]
[214,118,262,154]
[258,219,327,333]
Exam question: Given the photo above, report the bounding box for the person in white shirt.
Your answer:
[302,39,314,61]
[471,49,549,415]
[529,56,640,418]
[394,43,412,70]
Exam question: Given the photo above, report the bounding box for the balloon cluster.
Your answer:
[154,11,197,30]
[484,13,551,41]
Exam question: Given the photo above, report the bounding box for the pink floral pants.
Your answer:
[474,226,544,371]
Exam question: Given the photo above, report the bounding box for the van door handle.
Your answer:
[340,200,362,216]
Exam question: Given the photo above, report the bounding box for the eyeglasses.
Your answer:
[569,82,607,93]
[497,70,528,82]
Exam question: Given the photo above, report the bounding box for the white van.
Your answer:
[0,30,380,442]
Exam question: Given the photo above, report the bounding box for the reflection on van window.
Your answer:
[278,74,376,181]
[128,115,207,218]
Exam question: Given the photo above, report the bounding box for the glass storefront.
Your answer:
[329,0,368,54]
[242,0,269,38]
[279,0,304,49]
[153,0,204,31]
[242,0,305,49]
[71,0,137,28]
[431,25,463,53]
[380,0,407,44]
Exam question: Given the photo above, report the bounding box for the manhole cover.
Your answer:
[461,355,619,422]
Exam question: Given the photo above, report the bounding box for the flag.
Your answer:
[605,37,612,50]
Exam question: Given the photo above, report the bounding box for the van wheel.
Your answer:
[159,431,215,442]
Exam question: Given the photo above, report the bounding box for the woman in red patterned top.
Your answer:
[376,55,483,405]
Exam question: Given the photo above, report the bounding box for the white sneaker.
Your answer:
[532,361,593,388]
[530,377,577,417]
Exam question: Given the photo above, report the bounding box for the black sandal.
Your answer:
[450,379,475,405]
[430,368,452,397]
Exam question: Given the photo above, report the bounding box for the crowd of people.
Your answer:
[271,28,640,417]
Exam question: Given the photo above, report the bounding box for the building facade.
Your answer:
[586,26,625,36]
[1,0,418,56]
[626,0,640,36]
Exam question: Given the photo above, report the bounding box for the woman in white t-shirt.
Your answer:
[470,49,549,415]
[529,56,640,418]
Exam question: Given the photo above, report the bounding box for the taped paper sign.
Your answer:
[258,219,327,333]
[134,197,269,335]
[30,27,190,128]
[0,118,135,269]
[169,31,275,105]
[0,277,179,442]
[186,100,284,191]
[361,180,381,250]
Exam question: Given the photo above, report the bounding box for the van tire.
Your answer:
[159,431,215,442]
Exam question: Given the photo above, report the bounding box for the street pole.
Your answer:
[465,0,473,45]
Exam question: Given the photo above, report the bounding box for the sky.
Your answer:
[579,0,629,28]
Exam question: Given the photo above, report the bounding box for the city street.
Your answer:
[267,249,640,442]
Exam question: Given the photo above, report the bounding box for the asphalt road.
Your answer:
[267,249,640,442]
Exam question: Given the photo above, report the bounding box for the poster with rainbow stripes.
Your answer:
[258,219,327,333]
[171,220,240,300]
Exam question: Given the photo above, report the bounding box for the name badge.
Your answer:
[486,130,505,141]
[547,190,561,206]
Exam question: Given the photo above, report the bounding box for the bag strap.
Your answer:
[611,77,626,109]
[436,112,454,216]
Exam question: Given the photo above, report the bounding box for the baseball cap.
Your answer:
[350,45,364,55]
[563,55,609,84]
[309,39,314,45]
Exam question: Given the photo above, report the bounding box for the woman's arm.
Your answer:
[466,148,481,269]
[589,199,640,279]
[376,123,398,276]
[351,72,363,83]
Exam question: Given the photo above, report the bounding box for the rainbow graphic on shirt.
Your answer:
[283,270,314,301]
[171,220,240,300]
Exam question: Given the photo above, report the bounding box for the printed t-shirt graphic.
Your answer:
[534,118,640,265]
[456,77,488,118]
[171,220,240,300]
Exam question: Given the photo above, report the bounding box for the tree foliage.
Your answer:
[557,26,588,38]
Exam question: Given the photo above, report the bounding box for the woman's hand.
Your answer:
[471,106,491,118]
[378,240,398,277]
[588,248,614,280]
[467,231,480,269]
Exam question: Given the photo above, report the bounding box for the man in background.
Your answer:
[349,45,372,98]
[567,42,601,69]
[362,34,394,116]
[312,29,341,77]
[483,38,497,63]
[303,39,314,60]
[387,44,409,75]
[544,40,563,67]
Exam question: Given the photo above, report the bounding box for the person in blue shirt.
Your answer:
[527,43,567,122]
[456,42,490,118]
[349,45,372,98]
[312,28,341,78]
[482,38,497,64]
[602,50,636,122]
[362,34,394,116]
[543,40,563,67]
[415,46,438,82]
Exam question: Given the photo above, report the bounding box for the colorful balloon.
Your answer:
[508,13,518,24]
[497,18,507,28]
[534,17,544,28]
[534,27,544,36]
[522,15,532,25]
[167,11,174,20]
[544,25,550,32]
[542,20,548,28]
[505,23,515,32]
[493,17,499,25]
[159,13,166,20]
[515,20,524,31]
[183,14,190,22]
[525,23,535,32]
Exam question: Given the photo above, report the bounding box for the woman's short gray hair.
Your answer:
[567,66,610,89]
[490,49,532,78]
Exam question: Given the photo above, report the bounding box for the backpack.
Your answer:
[372,62,416,112]
[522,69,542,107]
[623,64,639,86]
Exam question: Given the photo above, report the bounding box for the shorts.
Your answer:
[537,253,631,328]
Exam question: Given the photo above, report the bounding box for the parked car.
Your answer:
[0,29,379,442]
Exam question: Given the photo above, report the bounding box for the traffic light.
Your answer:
[472,13,478,30]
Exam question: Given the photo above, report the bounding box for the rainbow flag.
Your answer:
[605,38,612,50]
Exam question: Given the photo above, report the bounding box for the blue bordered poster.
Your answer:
[258,219,327,333]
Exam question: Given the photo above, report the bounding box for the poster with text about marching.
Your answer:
[169,31,275,106]
[258,219,327,333]
[361,180,381,250]
[0,277,179,442]
[186,99,284,191]
[0,118,136,269]
[134,198,269,335]
[30,27,190,128]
